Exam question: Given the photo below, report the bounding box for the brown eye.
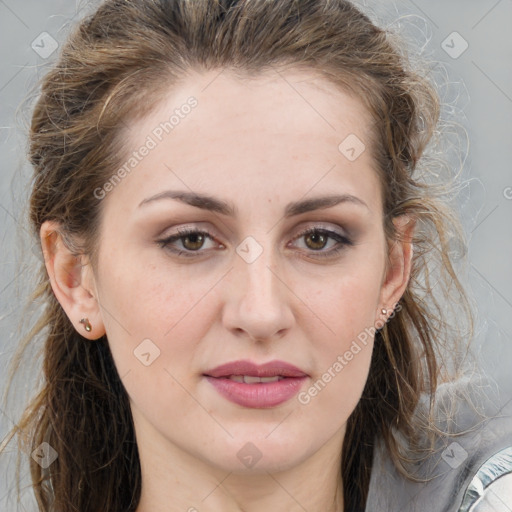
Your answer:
[181,232,206,251]
[291,227,354,259]
[157,228,221,258]
[304,231,329,251]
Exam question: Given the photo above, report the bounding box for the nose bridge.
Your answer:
[224,235,294,340]
[238,237,283,309]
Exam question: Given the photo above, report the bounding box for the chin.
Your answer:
[200,433,313,475]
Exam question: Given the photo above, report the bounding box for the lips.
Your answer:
[203,360,308,408]
[204,360,308,379]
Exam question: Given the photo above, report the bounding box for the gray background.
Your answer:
[0,0,511,509]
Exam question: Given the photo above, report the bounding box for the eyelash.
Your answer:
[156,226,354,259]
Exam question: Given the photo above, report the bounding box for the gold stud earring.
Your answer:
[381,308,388,315]
[80,318,92,332]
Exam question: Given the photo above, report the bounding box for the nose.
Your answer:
[221,242,295,343]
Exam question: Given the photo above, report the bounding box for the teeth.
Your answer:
[228,375,282,383]
[244,375,266,384]
[258,376,281,383]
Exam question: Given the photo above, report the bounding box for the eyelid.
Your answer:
[156,222,217,239]
[292,222,350,238]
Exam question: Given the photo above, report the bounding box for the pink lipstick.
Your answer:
[204,360,308,408]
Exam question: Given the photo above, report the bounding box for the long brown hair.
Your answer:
[2,0,473,510]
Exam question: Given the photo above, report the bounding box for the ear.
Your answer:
[378,215,416,315]
[40,220,106,340]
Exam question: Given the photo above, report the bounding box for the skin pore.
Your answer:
[41,67,414,512]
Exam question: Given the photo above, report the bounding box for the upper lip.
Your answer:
[204,359,308,378]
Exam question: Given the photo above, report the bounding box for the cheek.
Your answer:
[294,251,384,407]
[296,282,376,425]
[95,260,221,429]
[95,251,218,379]
[302,253,385,344]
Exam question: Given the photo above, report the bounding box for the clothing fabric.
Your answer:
[364,375,512,511]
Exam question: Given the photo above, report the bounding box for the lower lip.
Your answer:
[204,376,308,408]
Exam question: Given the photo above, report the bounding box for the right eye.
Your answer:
[157,227,223,258]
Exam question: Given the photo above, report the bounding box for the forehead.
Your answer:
[126,65,374,149]
[107,66,381,215]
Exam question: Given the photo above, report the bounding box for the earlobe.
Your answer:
[40,221,106,340]
[378,215,415,314]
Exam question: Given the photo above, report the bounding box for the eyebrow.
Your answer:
[138,190,369,217]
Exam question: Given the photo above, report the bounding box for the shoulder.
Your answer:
[365,375,512,512]
[458,446,512,512]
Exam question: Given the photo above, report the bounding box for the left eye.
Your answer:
[290,227,353,259]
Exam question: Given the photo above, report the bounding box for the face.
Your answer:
[67,68,405,475]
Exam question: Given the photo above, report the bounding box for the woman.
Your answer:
[1,0,510,510]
